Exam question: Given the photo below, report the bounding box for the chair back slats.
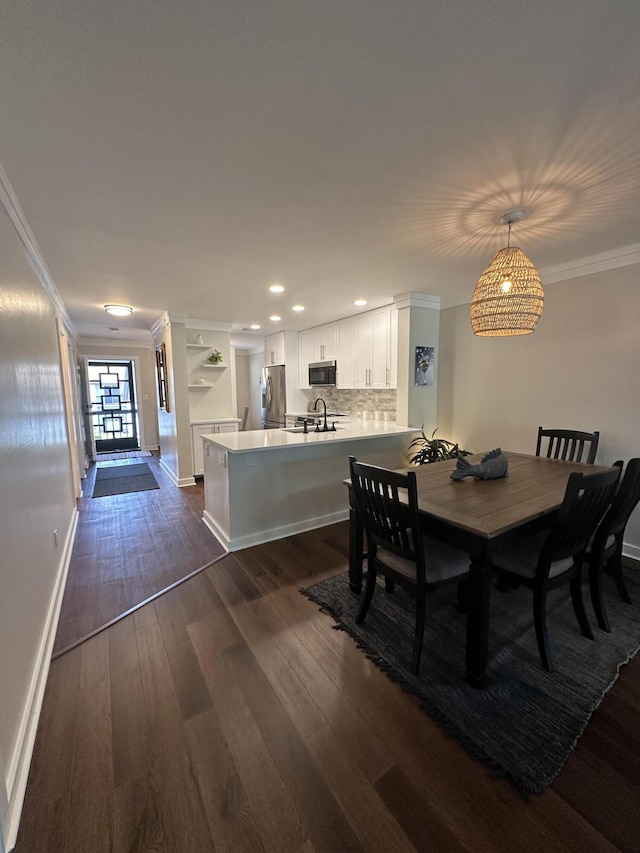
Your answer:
[349,457,418,562]
[594,458,640,543]
[543,467,621,564]
[536,427,599,464]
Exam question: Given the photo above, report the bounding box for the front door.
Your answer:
[87,360,140,452]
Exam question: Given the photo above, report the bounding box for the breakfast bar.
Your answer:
[202,422,416,551]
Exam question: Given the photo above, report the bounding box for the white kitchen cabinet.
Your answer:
[264,332,285,365]
[298,329,313,388]
[312,322,337,362]
[191,420,239,475]
[342,305,396,389]
[388,306,398,389]
[336,316,356,388]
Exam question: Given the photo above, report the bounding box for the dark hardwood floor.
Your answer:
[13,465,640,852]
[53,454,224,655]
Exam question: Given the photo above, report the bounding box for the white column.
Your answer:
[393,292,441,430]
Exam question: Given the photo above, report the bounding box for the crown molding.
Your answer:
[150,312,233,337]
[185,318,232,332]
[0,160,77,338]
[77,337,154,350]
[540,242,640,284]
[393,292,441,311]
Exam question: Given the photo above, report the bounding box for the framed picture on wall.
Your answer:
[415,346,435,386]
[155,342,170,412]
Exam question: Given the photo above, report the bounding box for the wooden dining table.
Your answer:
[346,451,614,688]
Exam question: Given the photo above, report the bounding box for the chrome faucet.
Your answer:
[314,397,329,431]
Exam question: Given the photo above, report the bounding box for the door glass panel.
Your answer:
[88,360,140,452]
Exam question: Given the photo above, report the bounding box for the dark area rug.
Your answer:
[92,462,160,497]
[302,569,640,795]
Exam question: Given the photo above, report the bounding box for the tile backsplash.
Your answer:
[306,388,397,419]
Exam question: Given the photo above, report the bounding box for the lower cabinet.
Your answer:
[192,421,239,475]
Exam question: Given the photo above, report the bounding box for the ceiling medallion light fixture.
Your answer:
[470,210,543,337]
[104,304,133,317]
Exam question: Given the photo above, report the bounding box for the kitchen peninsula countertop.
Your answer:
[202,421,415,453]
[201,420,417,552]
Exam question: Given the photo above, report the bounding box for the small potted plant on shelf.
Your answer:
[208,350,223,364]
[408,427,469,465]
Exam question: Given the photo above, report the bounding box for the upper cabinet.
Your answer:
[312,323,337,362]
[298,322,337,388]
[304,307,397,390]
[264,331,286,365]
[352,305,397,389]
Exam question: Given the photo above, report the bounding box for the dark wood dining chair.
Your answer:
[536,427,600,464]
[348,456,469,675]
[491,466,620,672]
[588,458,640,632]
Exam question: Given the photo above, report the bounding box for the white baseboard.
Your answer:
[159,458,195,488]
[623,541,640,563]
[5,505,78,852]
[203,508,350,552]
[202,511,230,551]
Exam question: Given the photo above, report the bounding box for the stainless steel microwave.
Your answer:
[309,360,337,386]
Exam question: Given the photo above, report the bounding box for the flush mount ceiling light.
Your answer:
[292,305,304,312]
[269,283,285,293]
[470,210,543,336]
[104,304,133,317]
[354,299,367,307]
[249,323,261,330]
[270,315,281,322]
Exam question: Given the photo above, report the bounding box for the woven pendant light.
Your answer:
[470,211,543,336]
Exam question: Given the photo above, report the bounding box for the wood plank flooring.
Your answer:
[53,455,224,654]
[14,473,640,852]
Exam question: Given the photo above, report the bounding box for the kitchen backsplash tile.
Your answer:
[306,388,397,418]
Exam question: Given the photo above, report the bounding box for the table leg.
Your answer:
[465,556,491,688]
[348,500,364,593]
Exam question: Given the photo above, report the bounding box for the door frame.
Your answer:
[80,353,147,459]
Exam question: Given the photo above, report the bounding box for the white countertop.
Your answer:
[202,421,416,452]
[191,417,242,425]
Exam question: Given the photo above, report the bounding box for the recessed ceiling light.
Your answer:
[354,299,367,307]
[269,283,285,293]
[270,315,281,322]
[250,323,261,330]
[104,304,133,316]
[292,305,304,312]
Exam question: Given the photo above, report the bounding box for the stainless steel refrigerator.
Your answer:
[261,364,287,428]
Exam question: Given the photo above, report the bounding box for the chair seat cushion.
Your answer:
[377,536,469,583]
[492,532,574,579]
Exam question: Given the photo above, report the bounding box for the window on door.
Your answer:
[87,360,140,452]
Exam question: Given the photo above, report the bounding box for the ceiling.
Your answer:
[1,1,639,347]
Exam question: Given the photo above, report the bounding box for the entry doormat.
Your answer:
[92,462,160,498]
[96,450,152,461]
[302,571,640,795]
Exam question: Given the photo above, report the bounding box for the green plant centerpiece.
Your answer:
[408,428,469,465]
[207,349,223,364]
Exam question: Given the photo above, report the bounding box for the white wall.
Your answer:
[437,263,640,555]
[0,195,77,850]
